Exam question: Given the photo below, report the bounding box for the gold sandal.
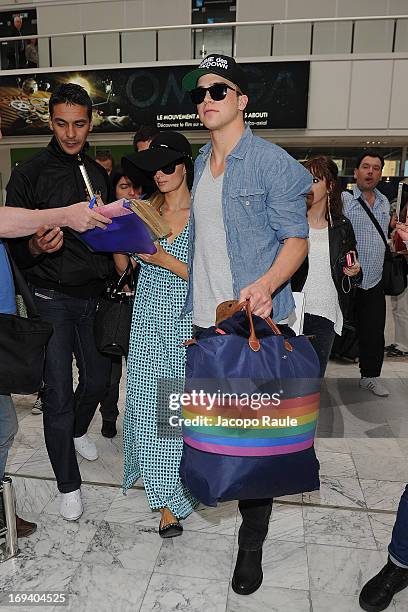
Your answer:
[159,509,183,538]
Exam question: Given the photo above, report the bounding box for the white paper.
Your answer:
[288,291,306,336]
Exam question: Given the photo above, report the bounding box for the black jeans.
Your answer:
[303,313,336,377]
[355,280,385,378]
[192,323,274,550]
[32,287,111,493]
[238,498,273,550]
[99,355,122,422]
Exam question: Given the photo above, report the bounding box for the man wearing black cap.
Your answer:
[181,54,312,596]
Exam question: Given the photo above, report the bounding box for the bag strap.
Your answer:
[356,196,390,252]
[124,256,137,292]
[4,243,39,318]
[242,300,294,353]
[215,299,293,353]
[111,256,134,294]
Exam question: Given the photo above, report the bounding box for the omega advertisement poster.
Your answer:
[0,61,309,136]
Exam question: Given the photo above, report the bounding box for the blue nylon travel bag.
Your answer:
[179,300,321,506]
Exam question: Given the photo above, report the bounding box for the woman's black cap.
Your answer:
[122,131,192,175]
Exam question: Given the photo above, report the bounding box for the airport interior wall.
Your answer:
[0,0,408,190]
[1,0,407,66]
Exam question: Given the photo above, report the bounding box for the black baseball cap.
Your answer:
[122,131,192,175]
[182,54,248,94]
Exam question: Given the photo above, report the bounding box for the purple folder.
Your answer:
[80,201,157,254]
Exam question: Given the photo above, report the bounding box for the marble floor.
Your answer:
[1,354,408,611]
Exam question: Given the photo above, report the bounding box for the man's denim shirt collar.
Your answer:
[197,123,252,163]
[190,125,253,205]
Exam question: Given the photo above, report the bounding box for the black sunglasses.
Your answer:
[151,159,183,176]
[147,159,184,176]
[190,82,239,105]
[148,143,188,175]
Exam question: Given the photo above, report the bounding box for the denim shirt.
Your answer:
[181,125,311,323]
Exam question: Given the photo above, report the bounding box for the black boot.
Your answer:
[359,557,408,611]
[0,490,36,538]
[231,548,263,596]
[101,420,117,438]
[16,515,37,538]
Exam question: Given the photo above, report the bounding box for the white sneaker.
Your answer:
[59,489,83,521]
[74,434,98,461]
[31,397,43,415]
[359,377,389,397]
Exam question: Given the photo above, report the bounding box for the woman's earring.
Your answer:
[327,192,334,227]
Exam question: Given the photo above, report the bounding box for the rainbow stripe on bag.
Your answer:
[182,392,320,457]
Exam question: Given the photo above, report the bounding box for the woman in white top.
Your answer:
[291,156,362,376]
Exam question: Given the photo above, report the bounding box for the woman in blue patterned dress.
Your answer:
[116,132,197,537]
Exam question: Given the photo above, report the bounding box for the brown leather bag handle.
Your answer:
[243,300,261,352]
[215,299,293,353]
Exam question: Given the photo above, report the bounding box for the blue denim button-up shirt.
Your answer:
[181,126,311,323]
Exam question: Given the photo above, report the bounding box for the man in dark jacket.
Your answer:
[6,83,113,521]
[6,15,26,70]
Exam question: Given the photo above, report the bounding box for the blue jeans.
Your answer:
[0,395,18,480]
[389,485,408,567]
[32,287,111,493]
[303,313,336,377]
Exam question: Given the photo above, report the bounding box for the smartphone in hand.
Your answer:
[345,251,356,267]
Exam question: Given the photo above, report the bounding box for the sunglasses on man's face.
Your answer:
[190,82,239,105]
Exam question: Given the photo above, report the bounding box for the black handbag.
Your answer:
[94,258,136,357]
[358,197,408,296]
[0,247,53,395]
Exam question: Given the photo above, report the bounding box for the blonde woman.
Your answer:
[116,132,197,537]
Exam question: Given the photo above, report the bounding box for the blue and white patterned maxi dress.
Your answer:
[123,224,198,518]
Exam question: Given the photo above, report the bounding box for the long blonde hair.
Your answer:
[148,191,165,212]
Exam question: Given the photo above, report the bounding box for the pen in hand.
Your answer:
[89,195,97,209]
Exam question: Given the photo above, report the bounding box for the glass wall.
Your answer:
[192,0,236,59]
[285,146,405,201]
[0,8,38,71]
[286,146,403,176]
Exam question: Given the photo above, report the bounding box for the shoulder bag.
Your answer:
[357,196,407,296]
[94,257,137,357]
[0,247,53,395]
